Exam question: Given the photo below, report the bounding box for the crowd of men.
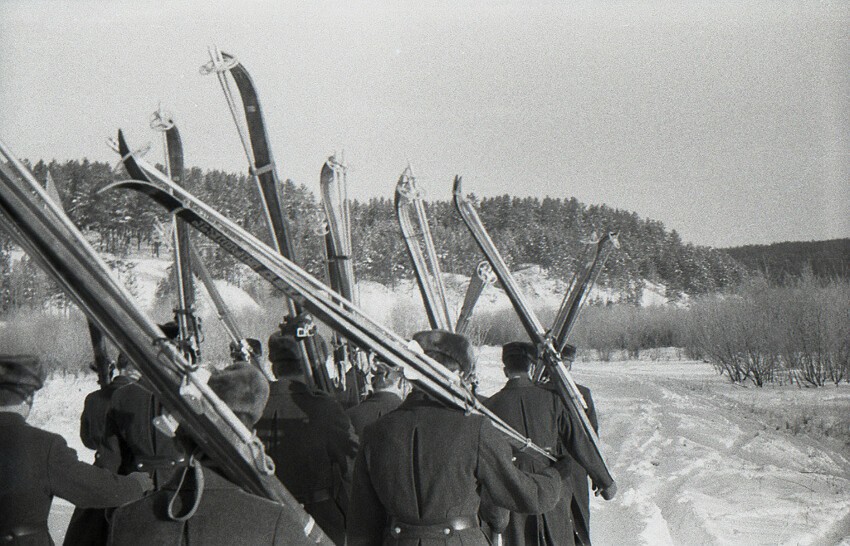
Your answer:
[0,319,614,545]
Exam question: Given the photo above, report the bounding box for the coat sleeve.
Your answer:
[476,417,563,515]
[345,441,386,546]
[46,434,145,508]
[326,403,360,505]
[561,395,613,490]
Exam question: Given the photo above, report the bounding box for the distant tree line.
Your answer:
[723,239,850,284]
[0,158,751,311]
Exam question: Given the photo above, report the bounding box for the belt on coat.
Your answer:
[387,516,478,539]
[133,455,187,472]
[295,487,333,505]
[0,523,50,543]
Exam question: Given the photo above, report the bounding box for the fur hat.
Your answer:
[412,329,475,375]
[207,364,270,428]
[502,341,536,372]
[0,355,46,399]
[158,321,180,341]
[267,331,300,363]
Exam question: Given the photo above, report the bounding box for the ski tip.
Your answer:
[452,175,463,196]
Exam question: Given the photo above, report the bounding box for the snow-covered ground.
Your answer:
[22,256,850,544]
[36,352,850,545]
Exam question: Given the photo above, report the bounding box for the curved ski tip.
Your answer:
[452,175,463,195]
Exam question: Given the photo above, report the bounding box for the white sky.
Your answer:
[1,0,848,247]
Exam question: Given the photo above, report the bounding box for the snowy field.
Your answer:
[18,256,849,543]
[37,350,850,545]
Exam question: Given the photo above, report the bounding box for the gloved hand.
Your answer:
[594,480,617,500]
[128,471,155,493]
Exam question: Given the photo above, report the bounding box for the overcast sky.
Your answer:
[1,0,847,247]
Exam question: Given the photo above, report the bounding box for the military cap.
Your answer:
[412,329,475,375]
[207,363,270,427]
[268,331,300,363]
[0,354,46,398]
[502,341,537,372]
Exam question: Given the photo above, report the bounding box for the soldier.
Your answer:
[346,330,571,546]
[64,355,137,545]
[108,363,310,545]
[548,344,601,546]
[256,323,359,546]
[98,325,186,487]
[345,360,407,437]
[0,354,153,544]
[485,342,615,545]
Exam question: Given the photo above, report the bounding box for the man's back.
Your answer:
[100,379,184,484]
[0,412,145,542]
[345,391,402,437]
[484,377,574,545]
[108,465,298,546]
[256,378,358,545]
[347,392,564,546]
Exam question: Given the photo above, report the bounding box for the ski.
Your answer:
[150,108,201,363]
[320,156,367,404]
[100,152,557,465]
[201,48,329,392]
[45,171,115,387]
[189,242,274,380]
[549,232,620,355]
[455,260,496,336]
[453,176,615,496]
[395,167,453,331]
[0,140,331,545]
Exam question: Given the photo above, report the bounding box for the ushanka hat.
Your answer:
[502,341,537,372]
[207,363,269,427]
[0,354,46,398]
[412,329,475,375]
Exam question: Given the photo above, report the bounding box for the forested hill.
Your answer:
[3,159,748,305]
[722,239,850,283]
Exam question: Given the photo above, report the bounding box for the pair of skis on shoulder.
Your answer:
[395,167,496,336]
[0,140,332,545]
[202,49,363,401]
[105,131,560,470]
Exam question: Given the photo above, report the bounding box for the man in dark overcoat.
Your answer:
[0,355,152,545]
[485,342,614,545]
[108,363,312,545]
[98,326,186,487]
[346,330,571,546]
[345,360,406,437]
[64,356,137,545]
[256,323,359,546]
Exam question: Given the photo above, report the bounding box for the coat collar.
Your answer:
[0,411,26,426]
[503,376,535,389]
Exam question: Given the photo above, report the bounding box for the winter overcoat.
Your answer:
[256,379,359,546]
[99,378,184,486]
[107,464,303,546]
[345,391,403,438]
[0,412,146,546]
[346,392,565,546]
